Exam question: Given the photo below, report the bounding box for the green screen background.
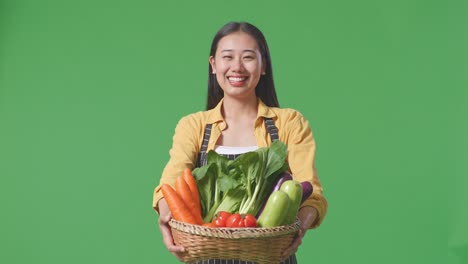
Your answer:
[1,0,466,263]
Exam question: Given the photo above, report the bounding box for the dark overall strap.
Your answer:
[196,123,212,167]
[264,117,279,142]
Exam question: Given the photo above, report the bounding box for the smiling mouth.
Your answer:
[228,76,248,82]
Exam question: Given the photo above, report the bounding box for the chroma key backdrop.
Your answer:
[0,0,465,263]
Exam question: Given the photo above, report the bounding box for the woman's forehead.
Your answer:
[217,32,259,52]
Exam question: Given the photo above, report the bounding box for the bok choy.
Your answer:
[192,141,289,222]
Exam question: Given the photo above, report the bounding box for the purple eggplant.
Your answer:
[272,172,293,192]
[256,172,293,217]
[300,181,313,204]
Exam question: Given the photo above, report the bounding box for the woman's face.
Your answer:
[209,31,265,100]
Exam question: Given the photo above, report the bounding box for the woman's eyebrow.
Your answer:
[220,49,257,53]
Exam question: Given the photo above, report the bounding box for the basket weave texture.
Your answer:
[169,219,301,264]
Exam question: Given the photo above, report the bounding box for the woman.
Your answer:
[153,21,328,263]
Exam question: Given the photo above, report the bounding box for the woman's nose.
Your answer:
[231,58,244,71]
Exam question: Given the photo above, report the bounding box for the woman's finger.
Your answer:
[282,229,303,258]
[161,226,185,252]
[158,214,186,260]
[158,213,171,225]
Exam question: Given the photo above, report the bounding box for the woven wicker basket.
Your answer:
[169,219,301,264]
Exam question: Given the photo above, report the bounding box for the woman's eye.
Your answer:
[244,56,254,60]
[223,56,232,59]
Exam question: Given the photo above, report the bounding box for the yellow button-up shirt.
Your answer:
[153,98,328,228]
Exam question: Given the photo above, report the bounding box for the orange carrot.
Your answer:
[183,168,202,221]
[175,175,203,225]
[161,184,198,224]
[202,222,217,228]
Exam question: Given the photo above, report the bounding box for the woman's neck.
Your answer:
[222,96,258,120]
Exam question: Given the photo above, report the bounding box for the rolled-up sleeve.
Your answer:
[285,112,328,229]
[152,115,201,213]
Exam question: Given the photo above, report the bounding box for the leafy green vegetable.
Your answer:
[192,162,217,218]
[192,141,289,222]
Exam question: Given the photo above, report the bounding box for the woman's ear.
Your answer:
[261,60,266,75]
[209,56,216,74]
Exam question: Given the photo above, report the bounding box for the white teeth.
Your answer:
[228,77,246,82]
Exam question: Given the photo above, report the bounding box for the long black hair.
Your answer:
[206,22,279,110]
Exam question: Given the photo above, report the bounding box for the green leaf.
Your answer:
[192,163,217,217]
[217,173,241,192]
[264,141,288,179]
[213,187,246,216]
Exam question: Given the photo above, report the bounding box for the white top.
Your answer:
[214,145,259,155]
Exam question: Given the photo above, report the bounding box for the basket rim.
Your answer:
[169,218,301,239]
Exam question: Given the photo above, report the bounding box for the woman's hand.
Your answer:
[281,206,318,259]
[158,198,186,261]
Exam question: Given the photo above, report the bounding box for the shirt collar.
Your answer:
[256,98,276,119]
[207,97,276,124]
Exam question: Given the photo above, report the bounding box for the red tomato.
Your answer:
[225,213,257,228]
[243,214,257,227]
[225,213,242,227]
[212,211,232,227]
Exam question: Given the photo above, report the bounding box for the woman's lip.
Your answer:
[228,76,248,87]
